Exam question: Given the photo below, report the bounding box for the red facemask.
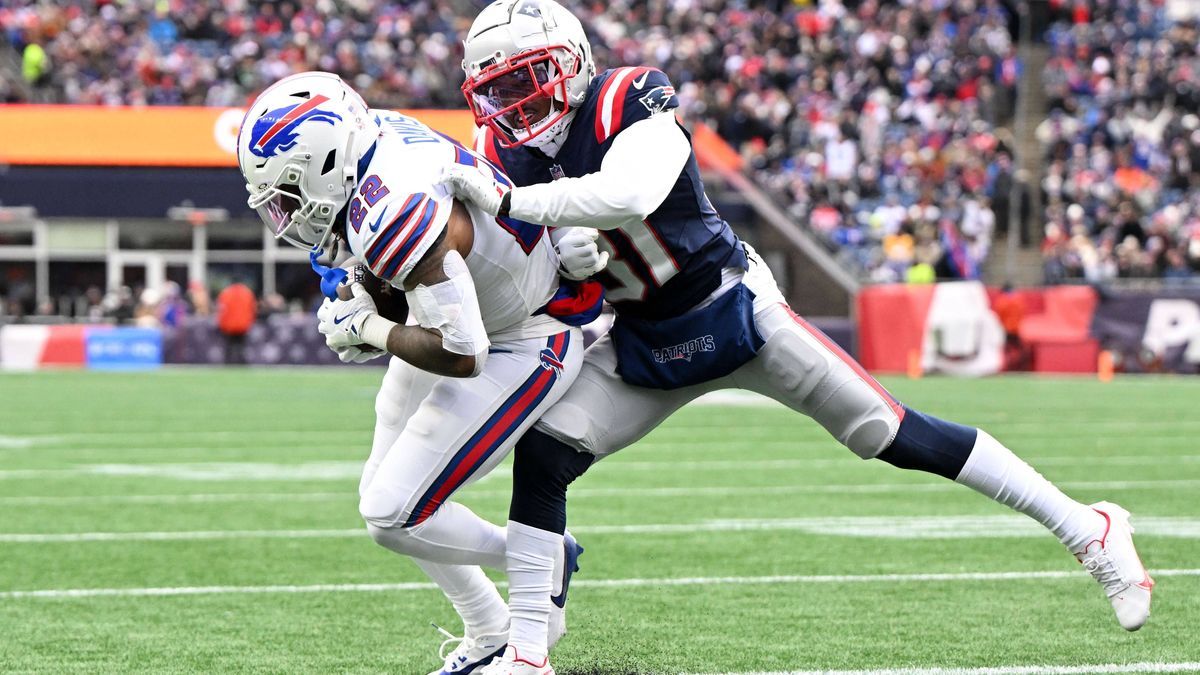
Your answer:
[463,46,579,149]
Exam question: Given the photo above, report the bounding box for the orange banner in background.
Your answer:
[0,105,478,167]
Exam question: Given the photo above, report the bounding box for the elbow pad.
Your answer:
[406,250,490,357]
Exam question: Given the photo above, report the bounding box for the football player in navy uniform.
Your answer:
[439,2,1155,673]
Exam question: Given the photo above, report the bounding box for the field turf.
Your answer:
[1,369,1198,674]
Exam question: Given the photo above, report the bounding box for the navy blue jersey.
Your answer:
[482,67,746,320]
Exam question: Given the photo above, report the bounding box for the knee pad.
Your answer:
[359,484,415,530]
[824,390,901,459]
[877,406,978,479]
[509,430,594,534]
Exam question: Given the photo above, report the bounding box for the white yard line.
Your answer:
[3,452,1200,481]
[0,492,350,506]
[3,569,1199,600]
[7,515,1200,543]
[0,462,502,485]
[0,434,54,449]
[696,662,1200,675]
[4,477,1199,506]
[0,528,366,543]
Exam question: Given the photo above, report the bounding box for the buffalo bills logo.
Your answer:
[249,94,342,158]
[539,348,564,375]
[638,85,676,115]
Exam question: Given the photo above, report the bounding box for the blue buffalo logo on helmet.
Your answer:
[248,94,343,159]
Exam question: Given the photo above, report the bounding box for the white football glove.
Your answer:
[553,227,610,280]
[316,283,379,351]
[333,344,385,364]
[437,163,508,216]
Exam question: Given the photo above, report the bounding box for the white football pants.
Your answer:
[535,250,904,459]
[359,328,581,635]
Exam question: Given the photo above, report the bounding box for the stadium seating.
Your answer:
[0,0,1011,283]
[2,1,1196,285]
[1038,1,1200,282]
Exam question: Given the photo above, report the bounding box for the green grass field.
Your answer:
[2,369,1198,674]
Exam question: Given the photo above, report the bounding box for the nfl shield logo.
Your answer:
[550,164,565,181]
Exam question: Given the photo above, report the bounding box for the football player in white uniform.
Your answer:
[440,2,1155,673]
[237,71,607,675]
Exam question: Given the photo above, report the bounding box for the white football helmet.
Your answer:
[461,0,595,151]
[237,71,378,251]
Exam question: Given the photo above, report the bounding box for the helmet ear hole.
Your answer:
[320,149,337,175]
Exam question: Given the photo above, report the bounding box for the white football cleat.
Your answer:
[428,627,506,675]
[477,646,554,675]
[1074,501,1154,631]
[547,531,584,650]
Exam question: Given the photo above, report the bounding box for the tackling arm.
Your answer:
[506,112,691,229]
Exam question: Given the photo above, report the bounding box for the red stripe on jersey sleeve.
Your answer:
[593,67,637,144]
[605,67,651,142]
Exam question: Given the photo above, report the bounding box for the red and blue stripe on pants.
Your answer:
[403,331,572,527]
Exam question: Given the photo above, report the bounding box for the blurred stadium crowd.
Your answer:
[1,0,1197,285]
[1,276,301,327]
[1039,1,1200,282]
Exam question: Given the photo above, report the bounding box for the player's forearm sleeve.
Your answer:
[507,112,691,229]
[406,250,490,358]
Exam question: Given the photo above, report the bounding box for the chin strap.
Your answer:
[523,109,575,157]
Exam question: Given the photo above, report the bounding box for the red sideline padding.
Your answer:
[985,286,1046,317]
[39,324,90,366]
[1018,285,1097,344]
[1033,339,1099,373]
[857,284,1100,374]
[856,284,936,372]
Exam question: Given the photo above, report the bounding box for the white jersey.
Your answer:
[344,111,564,342]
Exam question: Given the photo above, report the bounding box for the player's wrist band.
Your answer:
[359,314,398,352]
[498,190,512,217]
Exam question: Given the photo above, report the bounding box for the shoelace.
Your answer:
[433,623,473,663]
[1082,550,1125,597]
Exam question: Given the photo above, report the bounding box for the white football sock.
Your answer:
[505,521,561,662]
[956,430,1105,552]
[365,502,507,568]
[413,558,509,639]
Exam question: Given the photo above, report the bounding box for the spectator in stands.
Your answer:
[188,280,211,317]
[159,282,189,327]
[216,280,256,365]
[102,286,135,325]
[134,287,162,328]
[21,36,47,88]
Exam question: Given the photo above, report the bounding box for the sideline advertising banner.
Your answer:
[0,325,163,370]
[1091,288,1200,374]
[0,106,477,167]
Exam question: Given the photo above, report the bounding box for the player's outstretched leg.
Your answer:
[878,407,1154,631]
[734,289,1153,631]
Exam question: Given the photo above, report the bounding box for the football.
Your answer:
[338,264,410,325]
